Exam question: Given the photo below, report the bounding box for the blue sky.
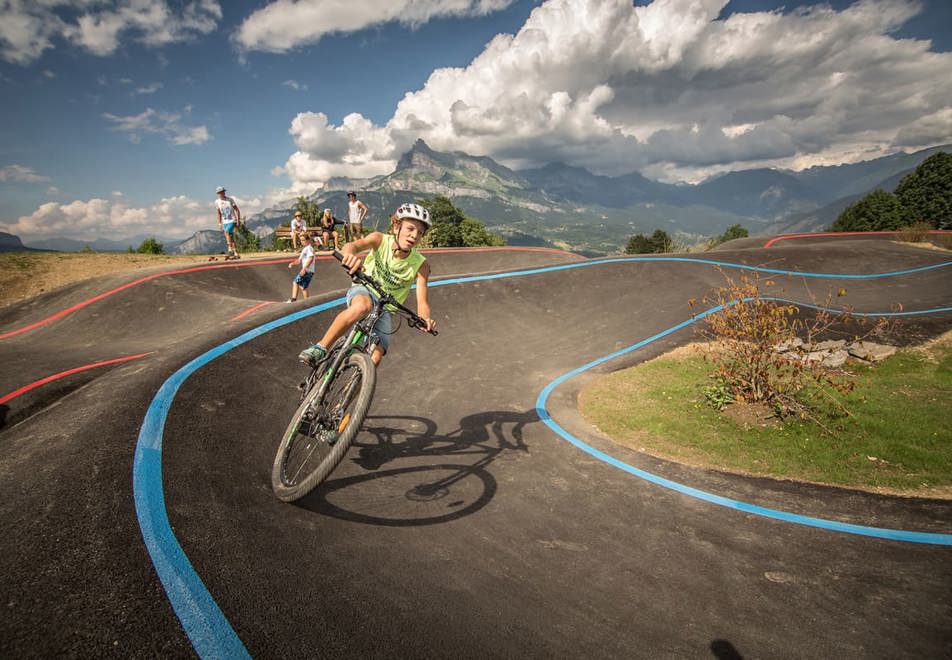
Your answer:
[1,0,950,242]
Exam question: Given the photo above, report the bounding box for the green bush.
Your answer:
[235,223,259,252]
[419,196,504,247]
[895,152,952,230]
[717,224,748,243]
[625,229,672,254]
[830,189,905,232]
[136,237,164,254]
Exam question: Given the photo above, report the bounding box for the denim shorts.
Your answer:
[294,271,313,289]
[346,285,393,353]
[222,222,236,236]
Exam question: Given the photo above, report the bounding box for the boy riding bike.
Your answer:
[298,202,437,367]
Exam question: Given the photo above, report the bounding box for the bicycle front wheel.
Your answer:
[272,352,376,502]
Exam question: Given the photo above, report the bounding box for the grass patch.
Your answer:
[578,340,952,496]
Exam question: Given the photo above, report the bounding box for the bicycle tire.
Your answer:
[272,352,376,502]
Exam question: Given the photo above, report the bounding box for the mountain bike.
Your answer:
[271,250,438,502]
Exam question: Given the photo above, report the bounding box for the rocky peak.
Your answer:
[395,139,442,172]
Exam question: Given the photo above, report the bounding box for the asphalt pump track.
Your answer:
[1,240,950,658]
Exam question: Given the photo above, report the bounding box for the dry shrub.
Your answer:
[690,270,891,430]
[897,221,933,242]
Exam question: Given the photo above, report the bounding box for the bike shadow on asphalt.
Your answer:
[291,409,536,527]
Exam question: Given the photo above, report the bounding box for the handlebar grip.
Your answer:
[332,249,344,263]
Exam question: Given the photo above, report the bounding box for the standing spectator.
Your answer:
[320,208,341,251]
[290,211,308,251]
[286,233,316,302]
[215,186,242,260]
[346,191,368,242]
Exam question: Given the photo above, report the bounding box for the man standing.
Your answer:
[215,186,242,260]
[346,191,368,242]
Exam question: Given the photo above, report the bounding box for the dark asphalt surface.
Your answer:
[1,241,950,658]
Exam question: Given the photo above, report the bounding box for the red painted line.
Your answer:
[231,301,275,321]
[0,246,579,341]
[0,352,152,405]
[0,258,292,341]
[764,230,952,248]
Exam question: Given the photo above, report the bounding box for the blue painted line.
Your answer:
[136,257,952,657]
[133,296,345,659]
[532,306,952,546]
[429,255,952,284]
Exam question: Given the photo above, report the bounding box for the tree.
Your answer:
[235,223,260,252]
[830,189,904,232]
[626,229,673,254]
[649,229,672,253]
[460,216,505,247]
[625,234,652,254]
[895,152,952,230]
[718,224,749,243]
[294,196,321,228]
[136,237,164,254]
[418,196,504,247]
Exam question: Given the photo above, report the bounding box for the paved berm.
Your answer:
[1,242,950,658]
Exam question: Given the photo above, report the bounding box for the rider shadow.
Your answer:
[295,409,536,527]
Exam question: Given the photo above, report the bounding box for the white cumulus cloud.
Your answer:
[277,0,952,187]
[0,192,265,241]
[0,0,222,65]
[238,0,515,52]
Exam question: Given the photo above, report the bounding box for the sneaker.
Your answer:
[298,344,327,366]
[285,298,296,303]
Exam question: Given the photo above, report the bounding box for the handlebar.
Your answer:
[332,250,438,336]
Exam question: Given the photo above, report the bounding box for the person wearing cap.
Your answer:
[215,186,242,259]
[319,207,341,251]
[298,201,436,367]
[290,210,308,251]
[345,191,368,242]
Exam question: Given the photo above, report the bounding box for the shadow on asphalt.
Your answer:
[710,639,744,659]
[291,410,535,526]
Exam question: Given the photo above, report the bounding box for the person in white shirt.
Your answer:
[215,186,242,259]
[286,233,316,302]
[346,191,368,242]
[290,211,308,250]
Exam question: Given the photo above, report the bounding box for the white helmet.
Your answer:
[394,202,431,228]
[215,186,226,193]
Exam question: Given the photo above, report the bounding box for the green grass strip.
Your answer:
[579,342,952,495]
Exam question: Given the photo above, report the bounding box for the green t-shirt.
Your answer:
[362,234,426,305]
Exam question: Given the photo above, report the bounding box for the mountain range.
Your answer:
[243,140,948,254]
[13,140,949,255]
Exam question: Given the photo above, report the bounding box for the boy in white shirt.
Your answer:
[286,233,316,302]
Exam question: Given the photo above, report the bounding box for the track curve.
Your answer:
[2,243,951,658]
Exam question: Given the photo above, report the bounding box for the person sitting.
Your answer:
[290,211,308,251]
[320,208,342,251]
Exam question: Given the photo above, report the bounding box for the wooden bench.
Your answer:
[272,226,329,250]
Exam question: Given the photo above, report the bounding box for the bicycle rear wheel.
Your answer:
[272,352,376,502]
